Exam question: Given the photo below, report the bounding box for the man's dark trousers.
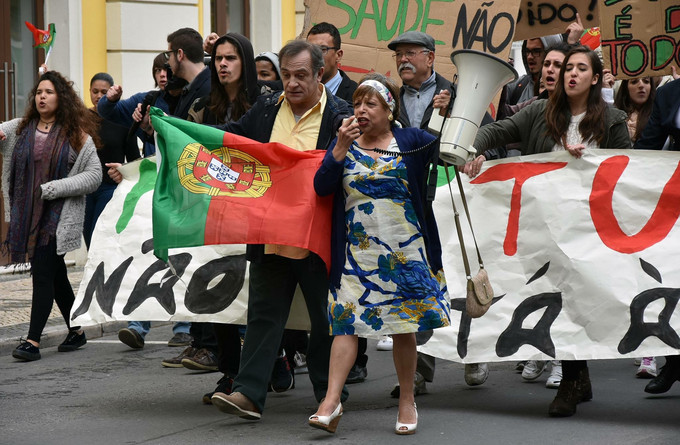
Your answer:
[232,253,348,412]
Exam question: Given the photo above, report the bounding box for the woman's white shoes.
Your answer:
[309,402,343,433]
[395,402,418,435]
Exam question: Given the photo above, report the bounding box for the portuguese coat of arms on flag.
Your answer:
[150,107,333,270]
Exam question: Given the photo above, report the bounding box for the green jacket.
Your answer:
[474,99,631,156]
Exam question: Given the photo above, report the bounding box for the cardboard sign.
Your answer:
[600,0,680,79]
[302,0,522,83]
[514,0,599,41]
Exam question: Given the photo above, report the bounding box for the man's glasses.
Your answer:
[316,45,340,55]
[163,50,176,61]
[392,49,430,60]
[527,48,545,57]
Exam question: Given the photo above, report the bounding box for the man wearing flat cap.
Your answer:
[388,30,452,129]
[387,30,493,396]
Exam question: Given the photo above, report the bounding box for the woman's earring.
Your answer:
[388,113,394,121]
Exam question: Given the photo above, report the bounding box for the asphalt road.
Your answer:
[1,329,678,445]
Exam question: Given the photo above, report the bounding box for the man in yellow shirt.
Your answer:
[209,40,352,420]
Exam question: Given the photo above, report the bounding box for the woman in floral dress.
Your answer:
[310,73,450,435]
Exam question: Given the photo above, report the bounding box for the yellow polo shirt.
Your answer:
[264,84,327,259]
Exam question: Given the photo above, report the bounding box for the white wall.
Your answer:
[106,0,203,100]
[250,0,282,54]
[45,0,84,95]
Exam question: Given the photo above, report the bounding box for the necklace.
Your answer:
[352,138,436,157]
[39,119,56,130]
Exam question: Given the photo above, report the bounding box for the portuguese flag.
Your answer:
[25,22,56,51]
[150,107,333,270]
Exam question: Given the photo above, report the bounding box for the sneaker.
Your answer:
[465,363,489,386]
[376,335,393,351]
[161,346,198,368]
[546,361,562,388]
[293,351,308,374]
[391,371,428,398]
[636,357,658,378]
[634,358,642,366]
[346,364,367,384]
[515,361,527,373]
[118,328,144,349]
[167,332,193,347]
[522,360,548,381]
[182,348,219,371]
[269,352,294,392]
[203,375,234,404]
[12,341,40,361]
[58,330,86,352]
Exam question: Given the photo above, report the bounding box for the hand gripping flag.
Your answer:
[150,107,333,272]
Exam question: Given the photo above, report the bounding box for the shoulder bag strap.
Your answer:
[454,164,484,269]
[444,164,472,278]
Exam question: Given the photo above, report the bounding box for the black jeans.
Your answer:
[190,322,218,352]
[563,360,588,380]
[214,323,241,377]
[28,239,79,343]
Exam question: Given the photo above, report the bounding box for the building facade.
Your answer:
[0,0,304,265]
[1,0,305,116]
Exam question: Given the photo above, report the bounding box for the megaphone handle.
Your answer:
[428,109,445,135]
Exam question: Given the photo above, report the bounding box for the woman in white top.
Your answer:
[463,46,631,418]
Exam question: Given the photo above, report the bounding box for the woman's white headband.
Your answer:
[361,79,395,112]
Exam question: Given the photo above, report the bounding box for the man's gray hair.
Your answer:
[279,40,324,76]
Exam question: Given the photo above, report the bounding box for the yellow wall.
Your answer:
[81,0,108,107]
[198,0,204,37]
[281,0,296,43]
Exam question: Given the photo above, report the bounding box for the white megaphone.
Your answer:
[429,49,518,165]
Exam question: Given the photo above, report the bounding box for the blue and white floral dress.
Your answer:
[329,139,450,337]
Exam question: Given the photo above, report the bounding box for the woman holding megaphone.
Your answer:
[463,46,631,417]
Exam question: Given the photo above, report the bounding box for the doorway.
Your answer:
[0,0,44,265]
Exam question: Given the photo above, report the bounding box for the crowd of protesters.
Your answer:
[3,12,679,436]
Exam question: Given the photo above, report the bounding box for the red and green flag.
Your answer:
[25,22,56,51]
[580,27,600,50]
[150,107,333,271]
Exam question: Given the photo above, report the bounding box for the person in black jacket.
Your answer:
[187,31,294,404]
[634,77,680,151]
[163,27,211,120]
[191,40,352,420]
[307,22,358,104]
[634,76,680,394]
[83,72,140,248]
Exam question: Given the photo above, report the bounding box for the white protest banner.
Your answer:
[421,149,680,363]
[71,158,311,329]
[73,152,680,364]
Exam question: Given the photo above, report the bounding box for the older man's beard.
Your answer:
[398,62,417,75]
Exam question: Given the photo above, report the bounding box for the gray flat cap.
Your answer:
[387,31,435,52]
